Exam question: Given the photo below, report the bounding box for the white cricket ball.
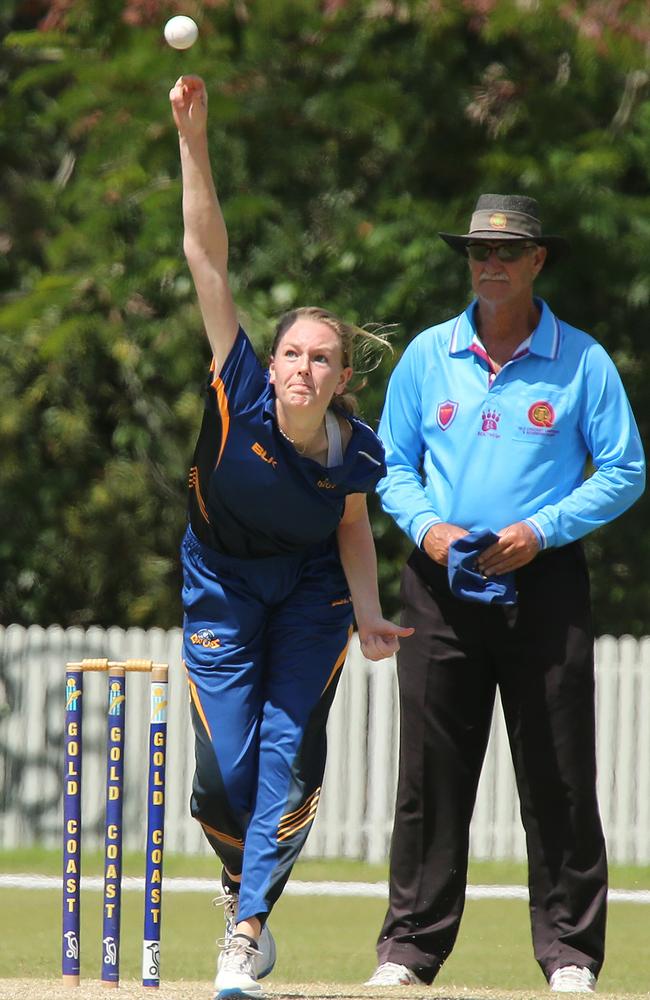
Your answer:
[164,15,198,50]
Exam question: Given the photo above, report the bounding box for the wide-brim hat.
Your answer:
[439,194,569,264]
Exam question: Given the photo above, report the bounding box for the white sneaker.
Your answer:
[364,962,425,986]
[215,935,264,999]
[214,885,276,980]
[550,966,597,993]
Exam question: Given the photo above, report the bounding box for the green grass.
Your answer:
[2,849,650,991]
[4,847,650,888]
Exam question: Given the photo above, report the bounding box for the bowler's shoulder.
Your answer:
[346,412,383,453]
[340,414,386,491]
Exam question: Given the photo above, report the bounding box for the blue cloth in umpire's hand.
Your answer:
[447,530,517,605]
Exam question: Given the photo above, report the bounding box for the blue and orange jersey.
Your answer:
[188,327,386,558]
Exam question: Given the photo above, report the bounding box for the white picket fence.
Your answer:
[0,624,649,863]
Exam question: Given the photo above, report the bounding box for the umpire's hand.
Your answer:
[422,522,468,566]
[477,521,541,576]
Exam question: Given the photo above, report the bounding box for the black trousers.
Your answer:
[376,543,607,984]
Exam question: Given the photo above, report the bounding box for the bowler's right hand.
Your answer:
[422,523,468,566]
[169,74,208,138]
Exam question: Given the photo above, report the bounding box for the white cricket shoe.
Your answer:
[214,884,276,980]
[214,934,264,999]
[549,966,597,993]
[364,961,426,986]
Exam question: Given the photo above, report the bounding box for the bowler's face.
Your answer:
[469,243,547,305]
[268,319,352,412]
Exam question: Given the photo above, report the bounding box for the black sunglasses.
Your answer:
[466,242,537,262]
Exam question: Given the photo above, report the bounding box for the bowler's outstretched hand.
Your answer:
[169,74,208,138]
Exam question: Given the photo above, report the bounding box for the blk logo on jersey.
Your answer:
[190,628,221,649]
[251,442,278,468]
[528,401,555,428]
[436,400,458,430]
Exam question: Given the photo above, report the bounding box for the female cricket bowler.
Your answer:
[170,75,412,1000]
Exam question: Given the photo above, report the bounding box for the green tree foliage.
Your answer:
[1,0,648,632]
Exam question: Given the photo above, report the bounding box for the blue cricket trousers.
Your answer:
[181,526,353,923]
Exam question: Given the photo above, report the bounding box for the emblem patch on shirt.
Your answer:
[480,409,501,436]
[517,400,559,438]
[528,401,555,428]
[190,629,221,649]
[436,399,459,430]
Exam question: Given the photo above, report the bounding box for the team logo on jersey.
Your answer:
[478,408,501,438]
[528,401,555,428]
[317,478,337,489]
[251,442,278,468]
[436,400,458,430]
[481,409,500,433]
[190,629,221,649]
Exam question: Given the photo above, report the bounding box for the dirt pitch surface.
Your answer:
[2,983,649,1000]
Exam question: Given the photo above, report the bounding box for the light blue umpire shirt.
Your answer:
[377,298,645,550]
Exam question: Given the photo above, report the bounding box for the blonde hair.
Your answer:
[270,306,393,415]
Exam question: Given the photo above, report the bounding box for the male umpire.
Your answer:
[365,195,645,993]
